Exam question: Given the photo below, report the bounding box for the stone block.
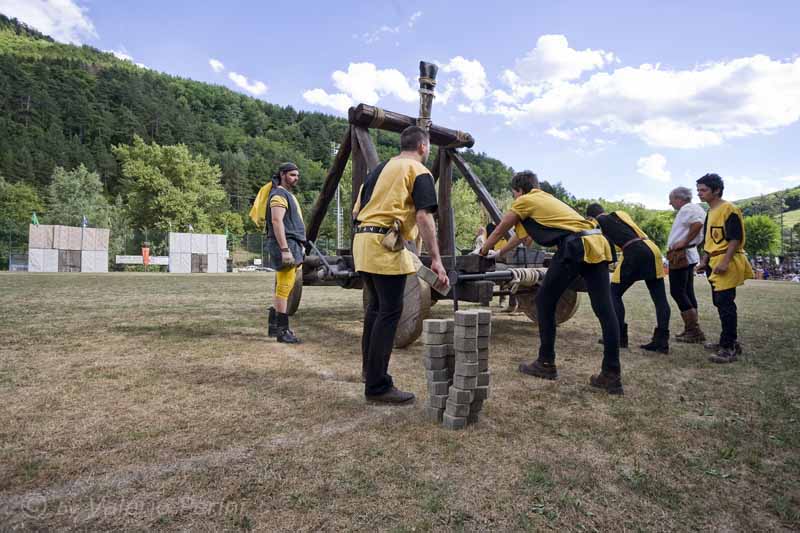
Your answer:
[423,344,450,358]
[455,361,479,377]
[453,375,477,390]
[423,331,449,345]
[426,369,449,382]
[445,399,471,417]
[477,336,489,350]
[424,405,444,423]
[478,323,491,337]
[448,386,473,404]
[442,413,467,430]
[470,399,485,412]
[423,319,450,333]
[473,386,489,401]
[428,381,450,396]
[467,412,481,425]
[455,349,478,363]
[428,394,448,409]
[477,309,492,324]
[478,359,489,372]
[455,325,477,339]
[478,348,490,360]
[477,372,491,387]
[454,310,478,326]
[424,358,447,371]
[454,337,478,352]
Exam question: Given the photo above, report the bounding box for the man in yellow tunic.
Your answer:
[480,171,623,395]
[250,162,305,344]
[353,126,449,404]
[586,203,671,354]
[695,173,753,363]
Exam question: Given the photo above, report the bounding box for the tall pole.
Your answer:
[332,141,342,250]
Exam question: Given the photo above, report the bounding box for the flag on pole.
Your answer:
[81,215,89,228]
[31,212,39,225]
[188,224,194,232]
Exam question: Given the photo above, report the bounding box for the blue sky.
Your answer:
[3,0,800,208]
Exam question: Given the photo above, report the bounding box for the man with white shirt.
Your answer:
[667,186,707,343]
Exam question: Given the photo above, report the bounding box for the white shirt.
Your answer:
[668,202,706,265]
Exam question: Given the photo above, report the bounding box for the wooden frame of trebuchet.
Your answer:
[292,61,581,348]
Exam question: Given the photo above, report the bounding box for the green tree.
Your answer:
[0,175,44,266]
[46,164,110,227]
[640,212,674,252]
[744,215,780,256]
[113,135,227,232]
[451,178,483,251]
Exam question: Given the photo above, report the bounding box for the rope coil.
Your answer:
[369,107,386,128]
[504,267,548,294]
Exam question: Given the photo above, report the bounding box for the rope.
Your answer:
[504,267,549,294]
[369,107,386,128]
[418,76,437,87]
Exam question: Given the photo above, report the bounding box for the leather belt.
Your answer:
[622,237,646,250]
[709,249,743,258]
[355,225,390,235]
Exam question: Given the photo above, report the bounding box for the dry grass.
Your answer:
[0,272,798,532]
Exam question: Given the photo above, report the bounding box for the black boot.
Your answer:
[276,312,301,344]
[640,327,669,354]
[267,307,278,337]
[598,323,628,348]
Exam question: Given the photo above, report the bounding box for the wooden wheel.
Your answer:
[285,270,303,316]
[517,286,580,325]
[362,273,431,348]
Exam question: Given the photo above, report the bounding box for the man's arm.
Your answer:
[480,212,520,256]
[416,209,449,288]
[671,221,703,251]
[270,206,289,250]
[713,239,740,274]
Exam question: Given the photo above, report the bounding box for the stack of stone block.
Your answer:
[423,309,492,430]
[422,318,454,424]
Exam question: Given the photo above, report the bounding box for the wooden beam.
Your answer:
[350,127,367,214]
[349,104,474,148]
[352,126,380,170]
[306,127,352,243]
[437,151,457,268]
[430,148,443,183]
[448,149,504,225]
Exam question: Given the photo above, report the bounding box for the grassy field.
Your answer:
[0,273,798,532]
[776,208,800,229]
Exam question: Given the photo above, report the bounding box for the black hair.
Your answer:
[400,126,429,151]
[696,173,724,197]
[273,162,299,185]
[510,171,539,194]
[586,203,605,219]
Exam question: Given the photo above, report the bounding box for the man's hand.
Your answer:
[669,239,686,252]
[713,260,729,274]
[430,258,450,291]
[280,249,295,268]
[486,249,499,259]
[695,257,708,273]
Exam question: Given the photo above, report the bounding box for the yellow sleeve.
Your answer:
[510,196,528,220]
[270,196,289,210]
[514,222,529,239]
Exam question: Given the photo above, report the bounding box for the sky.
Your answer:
[2,0,800,208]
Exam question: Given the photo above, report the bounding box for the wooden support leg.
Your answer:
[305,127,352,244]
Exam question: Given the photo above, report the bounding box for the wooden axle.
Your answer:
[348,104,475,148]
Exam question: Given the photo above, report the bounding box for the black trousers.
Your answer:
[611,277,671,332]
[536,258,621,373]
[712,288,737,348]
[361,272,406,395]
[669,264,698,312]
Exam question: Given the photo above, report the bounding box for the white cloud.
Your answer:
[303,62,416,113]
[636,153,672,182]
[615,191,670,210]
[356,24,400,44]
[104,47,147,68]
[781,175,800,183]
[209,58,225,73]
[512,34,616,85]
[493,52,800,149]
[0,0,97,43]
[724,175,781,200]
[408,11,422,29]
[302,89,353,114]
[441,56,489,102]
[228,72,267,96]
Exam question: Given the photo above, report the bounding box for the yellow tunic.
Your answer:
[510,190,612,264]
[610,211,665,284]
[353,158,433,275]
[704,201,753,291]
